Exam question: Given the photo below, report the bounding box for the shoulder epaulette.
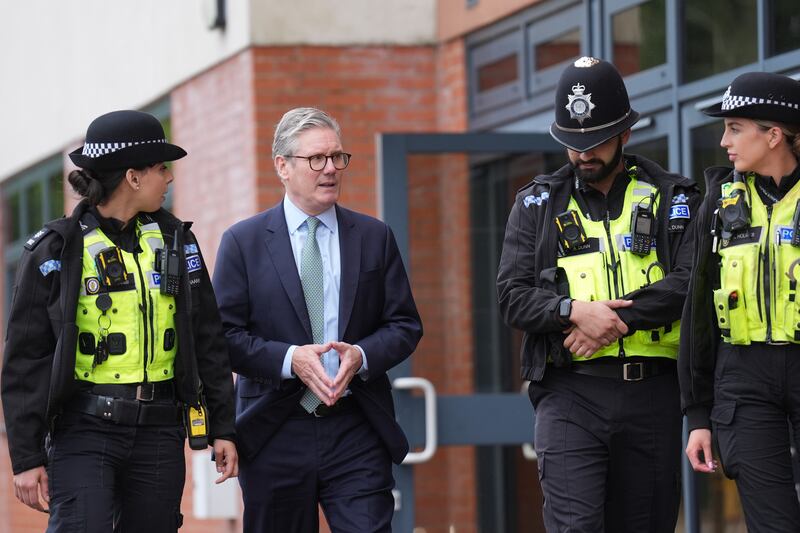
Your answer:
[24,227,52,250]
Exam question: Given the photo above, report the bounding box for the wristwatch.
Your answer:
[557,297,573,323]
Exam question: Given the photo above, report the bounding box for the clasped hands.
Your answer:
[291,341,362,406]
[562,299,632,358]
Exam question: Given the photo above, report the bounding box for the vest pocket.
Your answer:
[713,288,750,344]
[556,252,606,301]
[716,252,753,345]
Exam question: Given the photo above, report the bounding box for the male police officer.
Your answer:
[497,57,700,532]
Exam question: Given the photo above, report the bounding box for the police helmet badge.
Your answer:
[565,83,595,125]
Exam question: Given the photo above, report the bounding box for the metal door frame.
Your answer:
[379,132,557,532]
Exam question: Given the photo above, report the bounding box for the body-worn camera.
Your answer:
[95,246,129,288]
[718,174,750,238]
[554,210,587,252]
[630,199,655,256]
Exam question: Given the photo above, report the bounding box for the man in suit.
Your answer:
[213,107,423,532]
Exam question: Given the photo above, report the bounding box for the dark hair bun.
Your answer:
[67,169,105,205]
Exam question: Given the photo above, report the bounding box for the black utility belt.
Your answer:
[568,358,676,382]
[80,381,175,401]
[67,391,181,426]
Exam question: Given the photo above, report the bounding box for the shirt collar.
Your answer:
[283,195,338,235]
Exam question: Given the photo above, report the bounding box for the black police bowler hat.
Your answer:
[703,71,800,124]
[550,57,639,153]
[69,110,187,171]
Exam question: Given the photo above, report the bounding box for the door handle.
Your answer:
[393,377,437,464]
[521,381,537,460]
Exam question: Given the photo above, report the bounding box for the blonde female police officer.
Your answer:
[1,110,238,531]
[681,72,800,533]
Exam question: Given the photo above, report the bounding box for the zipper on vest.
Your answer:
[603,211,625,358]
[148,292,156,364]
[764,204,774,343]
[133,251,150,382]
[603,211,621,298]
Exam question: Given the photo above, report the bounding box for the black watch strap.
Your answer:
[557,297,573,323]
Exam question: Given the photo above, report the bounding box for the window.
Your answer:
[768,0,800,57]
[477,54,519,92]
[3,156,64,312]
[628,136,669,170]
[534,28,581,71]
[683,0,758,83]
[690,121,727,190]
[611,0,666,76]
[470,31,523,113]
[527,3,585,91]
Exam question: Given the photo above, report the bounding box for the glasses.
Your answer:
[285,152,352,171]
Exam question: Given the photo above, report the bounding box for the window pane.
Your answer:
[7,191,21,242]
[477,54,519,92]
[612,0,666,76]
[629,136,669,170]
[26,182,44,234]
[769,0,800,56]
[683,0,757,83]
[691,121,727,193]
[49,171,64,220]
[534,28,581,71]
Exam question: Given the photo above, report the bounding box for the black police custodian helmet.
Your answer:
[703,71,800,124]
[550,57,639,153]
[69,110,187,171]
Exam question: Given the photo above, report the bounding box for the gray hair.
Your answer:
[272,107,342,160]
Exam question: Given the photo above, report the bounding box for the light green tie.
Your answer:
[299,217,325,413]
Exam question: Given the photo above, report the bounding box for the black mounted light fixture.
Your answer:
[202,0,226,31]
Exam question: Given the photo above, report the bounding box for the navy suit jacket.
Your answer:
[212,202,422,464]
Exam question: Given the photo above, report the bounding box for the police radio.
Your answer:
[630,196,655,256]
[718,172,750,239]
[554,210,587,252]
[155,230,181,296]
[791,200,800,247]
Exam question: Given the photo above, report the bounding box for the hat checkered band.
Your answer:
[721,86,800,112]
[81,138,167,158]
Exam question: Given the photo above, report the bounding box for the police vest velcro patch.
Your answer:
[24,227,52,250]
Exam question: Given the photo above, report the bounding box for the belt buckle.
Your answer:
[623,362,644,382]
[136,383,154,402]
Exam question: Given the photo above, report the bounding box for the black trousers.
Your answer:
[239,404,395,533]
[46,409,186,533]
[529,367,682,533]
[712,343,800,533]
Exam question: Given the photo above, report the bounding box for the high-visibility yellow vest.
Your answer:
[75,220,177,383]
[715,174,800,344]
[557,175,679,360]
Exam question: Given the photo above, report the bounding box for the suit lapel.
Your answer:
[337,205,360,339]
[264,203,313,341]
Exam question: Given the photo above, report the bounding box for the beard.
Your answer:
[570,137,624,184]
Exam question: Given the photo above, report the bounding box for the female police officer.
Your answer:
[1,110,238,531]
[680,72,800,532]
